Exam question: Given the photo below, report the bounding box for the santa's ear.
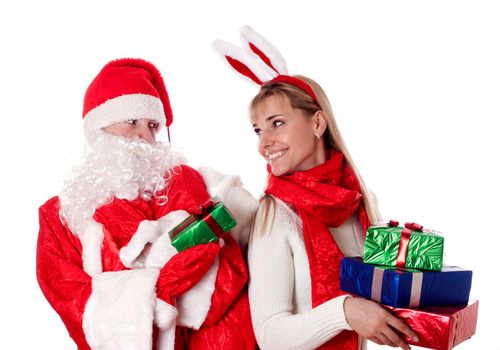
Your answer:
[239,25,288,75]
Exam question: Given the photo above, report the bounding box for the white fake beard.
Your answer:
[59,133,186,236]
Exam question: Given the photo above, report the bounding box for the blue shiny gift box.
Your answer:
[339,257,472,308]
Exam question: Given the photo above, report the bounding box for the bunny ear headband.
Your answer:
[212,25,319,104]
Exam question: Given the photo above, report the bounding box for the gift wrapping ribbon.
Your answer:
[170,200,227,239]
[390,220,424,268]
[370,265,423,307]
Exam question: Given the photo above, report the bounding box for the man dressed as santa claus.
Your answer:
[36,58,258,349]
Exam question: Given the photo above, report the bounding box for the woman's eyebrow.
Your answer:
[252,114,284,127]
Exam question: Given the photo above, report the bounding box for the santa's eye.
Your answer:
[149,121,159,130]
[126,119,137,125]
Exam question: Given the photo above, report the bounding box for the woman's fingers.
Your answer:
[380,325,411,350]
[387,314,419,344]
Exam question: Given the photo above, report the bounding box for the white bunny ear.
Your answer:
[212,39,277,85]
[240,25,288,75]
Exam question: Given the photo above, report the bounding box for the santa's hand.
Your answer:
[197,166,259,248]
[119,210,190,269]
[144,210,191,268]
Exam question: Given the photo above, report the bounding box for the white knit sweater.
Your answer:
[248,196,367,350]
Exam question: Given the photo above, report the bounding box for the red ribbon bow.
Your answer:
[388,220,425,268]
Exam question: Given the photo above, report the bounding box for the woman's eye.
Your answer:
[253,128,262,136]
[126,119,137,125]
[273,120,284,128]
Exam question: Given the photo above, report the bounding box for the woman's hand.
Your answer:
[344,297,419,349]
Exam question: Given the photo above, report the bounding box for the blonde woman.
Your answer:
[214,26,419,350]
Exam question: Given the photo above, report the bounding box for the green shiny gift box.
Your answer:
[363,221,444,271]
[168,200,237,252]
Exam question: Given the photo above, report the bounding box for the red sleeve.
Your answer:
[156,243,220,304]
[203,234,248,325]
[153,165,212,218]
[36,197,92,350]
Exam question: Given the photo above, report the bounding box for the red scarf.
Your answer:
[265,150,370,350]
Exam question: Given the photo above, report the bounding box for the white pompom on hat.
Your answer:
[82,58,173,143]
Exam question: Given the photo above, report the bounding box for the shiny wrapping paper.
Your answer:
[363,223,444,271]
[384,301,479,350]
[340,257,472,307]
[168,201,237,252]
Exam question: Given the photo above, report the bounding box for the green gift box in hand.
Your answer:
[168,198,237,252]
[363,220,444,271]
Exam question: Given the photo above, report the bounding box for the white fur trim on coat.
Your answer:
[176,255,220,330]
[83,94,166,144]
[198,166,259,249]
[83,268,160,350]
[81,219,104,277]
[154,298,178,330]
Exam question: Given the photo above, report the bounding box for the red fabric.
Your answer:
[36,165,256,349]
[224,56,263,85]
[37,197,92,350]
[269,75,319,105]
[249,43,279,73]
[265,150,371,350]
[83,58,173,127]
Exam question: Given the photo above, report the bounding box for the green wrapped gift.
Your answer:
[363,220,444,271]
[168,199,237,252]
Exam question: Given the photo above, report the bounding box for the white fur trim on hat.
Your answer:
[82,268,160,350]
[83,93,166,143]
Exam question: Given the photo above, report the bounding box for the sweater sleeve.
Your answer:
[248,199,352,350]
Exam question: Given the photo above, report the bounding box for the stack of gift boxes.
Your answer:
[340,220,478,350]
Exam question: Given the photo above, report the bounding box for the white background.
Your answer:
[1,1,499,349]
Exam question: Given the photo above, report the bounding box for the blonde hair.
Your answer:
[250,76,382,237]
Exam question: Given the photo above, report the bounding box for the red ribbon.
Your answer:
[202,212,227,238]
[394,221,424,268]
[170,200,226,240]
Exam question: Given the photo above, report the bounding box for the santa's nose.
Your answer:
[135,121,155,143]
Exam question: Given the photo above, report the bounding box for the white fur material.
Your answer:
[83,93,166,143]
[83,268,160,350]
[157,326,176,350]
[154,298,178,330]
[120,220,161,269]
[80,219,104,277]
[240,25,289,75]
[198,166,259,249]
[212,39,278,83]
[120,210,189,269]
[146,210,191,267]
[176,255,220,330]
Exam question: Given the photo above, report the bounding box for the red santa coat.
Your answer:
[37,165,256,349]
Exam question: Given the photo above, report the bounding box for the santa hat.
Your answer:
[212,25,319,104]
[82,58,173,143]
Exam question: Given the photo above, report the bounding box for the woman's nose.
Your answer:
[259,129,273,149]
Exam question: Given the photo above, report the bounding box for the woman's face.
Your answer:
[252,95,327,176]
[103,118,160,143]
